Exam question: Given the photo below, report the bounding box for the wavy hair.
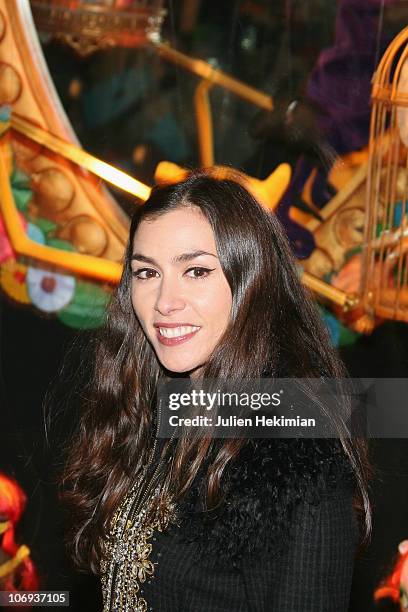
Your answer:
[61,169,371,573]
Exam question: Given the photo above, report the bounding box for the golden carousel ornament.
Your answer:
[30,0,166,56]
[0,0,368,334]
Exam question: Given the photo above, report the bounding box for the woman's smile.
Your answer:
[154,322,201,345]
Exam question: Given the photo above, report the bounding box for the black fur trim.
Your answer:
[167,438,356,567]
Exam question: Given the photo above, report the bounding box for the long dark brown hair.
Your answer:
[61,169,370,573]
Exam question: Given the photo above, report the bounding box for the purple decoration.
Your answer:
[277,0,395,258]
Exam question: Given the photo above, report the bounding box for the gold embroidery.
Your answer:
[101,402,177,611]
[100,478,176,612]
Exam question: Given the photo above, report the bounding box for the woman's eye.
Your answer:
[132,268,159,280]
[185,267,215,279]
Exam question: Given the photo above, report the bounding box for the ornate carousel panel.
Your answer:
[0,0,406,342]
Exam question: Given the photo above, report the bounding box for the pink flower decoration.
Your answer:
[0,213,27,263]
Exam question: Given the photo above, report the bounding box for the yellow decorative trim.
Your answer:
[301,273,359,310]
[194,80,214,167]
[154,42,273,111]
[0,138,122,283]
[11,114,151,201]
[0,544,30,578]
[306,162,368,232]
[0,260,30,303]
[0,520,10,535]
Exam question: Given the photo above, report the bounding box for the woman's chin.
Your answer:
[160,360,204,377]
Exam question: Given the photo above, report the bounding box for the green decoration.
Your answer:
[58,280,111,329]
[29,217,57,236]
[338,323,360,347]
[13,186,32,212]
[11,168,30,189]
[11,169,32,212]
[318,303,361,348]
[343,246,362,264]
[46,237,76,252]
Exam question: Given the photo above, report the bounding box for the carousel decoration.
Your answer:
[374,540,408,610]
[0,472,39,595]
[0,0,136,329]
[361,25,408,324]
[0,0,385,339]
[30,0,166,56]
[281,25,408,338]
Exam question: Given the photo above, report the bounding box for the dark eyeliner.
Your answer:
[132,267,157,278]
[186,266,216,277]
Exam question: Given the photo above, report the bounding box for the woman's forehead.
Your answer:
[132,207,216,255]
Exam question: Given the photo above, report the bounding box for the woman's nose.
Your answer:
[154,278,186,315]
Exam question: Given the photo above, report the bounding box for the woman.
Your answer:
[62,169,370,611]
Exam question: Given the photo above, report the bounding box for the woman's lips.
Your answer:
[155,325,201,346]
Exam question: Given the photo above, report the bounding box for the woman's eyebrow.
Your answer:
[174,250,218,263]
[131,250,218,265]
[131,253,157,264]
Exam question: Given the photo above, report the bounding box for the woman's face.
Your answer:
[131,206,232,375]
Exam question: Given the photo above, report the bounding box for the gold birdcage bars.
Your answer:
[362,25,408,323]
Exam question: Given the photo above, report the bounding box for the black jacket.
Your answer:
[140,438,360,611]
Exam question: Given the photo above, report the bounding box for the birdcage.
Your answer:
[30,0,166,56]
[361,26,408,323]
